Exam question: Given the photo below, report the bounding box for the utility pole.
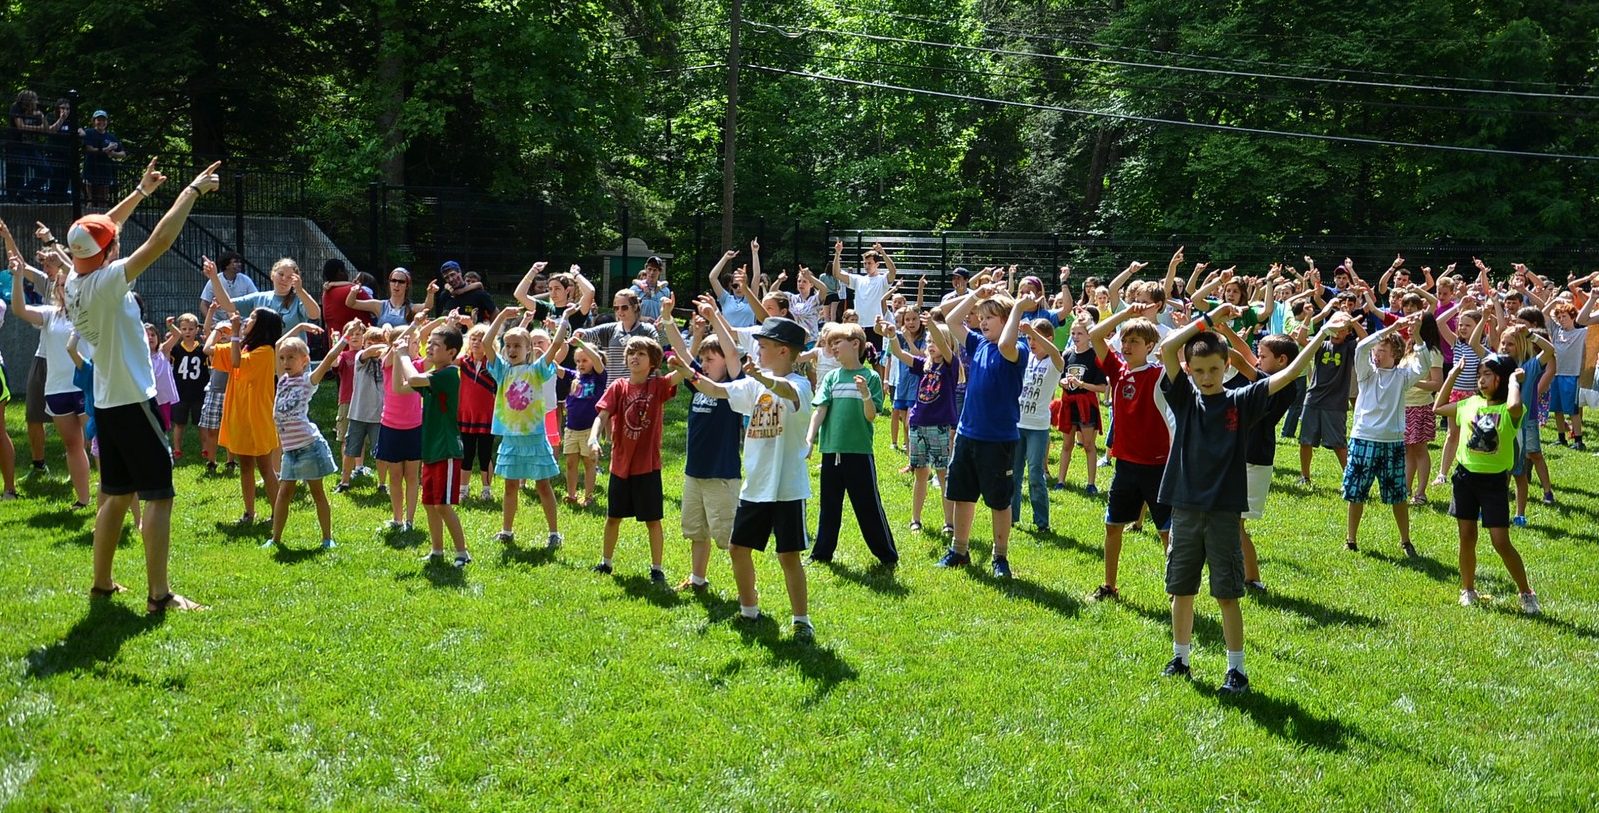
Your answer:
[720,0,741,251]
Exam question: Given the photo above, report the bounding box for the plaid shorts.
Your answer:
[199,388,225,430]
[1342,438,1407,504]
[908,424,954,470]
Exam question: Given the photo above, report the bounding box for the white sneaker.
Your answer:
[1519,592,1541,615]
[1460,588,1479,607]
[479,486,493,501]
[547,532,564,550]
[495,530,515,543]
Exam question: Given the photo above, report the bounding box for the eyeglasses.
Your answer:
[615,304,634,311]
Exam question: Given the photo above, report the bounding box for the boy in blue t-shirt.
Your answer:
[934,283,1032,578]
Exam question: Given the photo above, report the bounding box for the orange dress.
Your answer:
[214,345,280,456]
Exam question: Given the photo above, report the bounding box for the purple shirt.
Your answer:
[563,368,607,430]
[909,356,959,428]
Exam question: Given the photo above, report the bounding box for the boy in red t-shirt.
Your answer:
[1085,302,1175,601]
[589,336,682,581]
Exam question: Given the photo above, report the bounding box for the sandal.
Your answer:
[146,593,205,613]
[909,521,923,532]
[89,582,127,599]
[1410,494,1427,506]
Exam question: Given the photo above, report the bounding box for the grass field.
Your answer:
[3,391,1598,811]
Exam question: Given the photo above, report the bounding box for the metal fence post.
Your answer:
[67,89,82,220]
[694,212,704,294]
[367,182,380,273]
[234,171,247,263]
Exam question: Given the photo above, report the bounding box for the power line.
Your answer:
[742,62,1599,161]
[744,21,1599,102]
[743,45,1590,119]
[827,4,1597,92]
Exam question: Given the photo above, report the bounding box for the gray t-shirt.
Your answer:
[349,355,387,424]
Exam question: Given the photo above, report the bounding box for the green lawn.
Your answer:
[3,393,1598,811]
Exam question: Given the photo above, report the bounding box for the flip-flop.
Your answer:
[146,593,206,613]
[89,582,127,599]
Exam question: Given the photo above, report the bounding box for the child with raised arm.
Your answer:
[1156,303,1331,694]
[1012,318,1066,533]
[215,307,285,525]
[558,333,606,507]
[1084,302,1174,601]
[168,312,208,459]
[335,322,383,492]
[263,328,343,551]
[395,325,471,566]
[660,294,744,591]
[934,283,1031,578]
[806,321,897,567]
[1297,297,1367,486]
[377,316,432,532]
[881,311,959,535]
[1433,353,1540,613]
[589,335,680,581]
[483,305,570,548]
[1053,315,1107,493]
[457,323,498,501]
[1341,312,1429,554]
[198,303,234,473]
[685,317,816,638]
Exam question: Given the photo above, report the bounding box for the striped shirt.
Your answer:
[273,373,320,452]
[1452,340,1480,394]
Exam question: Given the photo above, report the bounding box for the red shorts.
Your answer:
[1055,391,1101,432]
[421,459,464,506]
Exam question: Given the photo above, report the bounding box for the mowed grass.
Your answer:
[3,389,1599,812]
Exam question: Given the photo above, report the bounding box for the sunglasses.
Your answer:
[615,304,634,311]
[389,278,409,284]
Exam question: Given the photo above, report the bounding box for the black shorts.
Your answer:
[945,434,1016,509]
[1448,467,1511,529]
[730,499,809,553]
[864,330,884,354]
[607,470,664,522]
[96,399,175,499]
[171,395,205,426]
[1105,459,1172,530]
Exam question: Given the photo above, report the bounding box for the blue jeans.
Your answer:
[1011,427,1051,527]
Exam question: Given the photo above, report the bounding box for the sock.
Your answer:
[1226,650,1246,674]
[740,604,760,619]
[601,557,612,567]
[31,459,44,468]
[691,574,707,586]
[793,614,811,627]
[1173,643,1191,665]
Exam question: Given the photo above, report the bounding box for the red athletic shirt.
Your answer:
[1098,352,1174,466]
[456,356,497,435]
[595,375,677,477]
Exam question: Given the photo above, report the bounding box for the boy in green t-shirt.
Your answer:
[1433,352,1539,613]
[396,326,470,567]
[805,322,897,567]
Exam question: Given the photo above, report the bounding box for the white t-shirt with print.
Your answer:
[847,272,892,326]
[66,259,155,409]
[1017,353,1065,430]
[724,373,813,503]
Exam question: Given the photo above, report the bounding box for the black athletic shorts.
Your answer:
[1448,466,1511,529]
[96,398,175,499]
[729,499,809,553]
[1105,459,1173,530]
[945,434,1016,509]
[608,470,664,522]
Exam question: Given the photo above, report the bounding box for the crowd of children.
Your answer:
[11,226,1599,693]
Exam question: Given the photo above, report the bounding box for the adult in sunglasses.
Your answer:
[346,266,436,327]
[579,289,659,383]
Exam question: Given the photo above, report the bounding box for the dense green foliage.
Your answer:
[3,1,1597,249]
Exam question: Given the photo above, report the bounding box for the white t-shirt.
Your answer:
[847,272,892,326]
[1349,334,1427,443]
[724,373,813,503]
[1017,353,1065,430]
[36,307,81,395]
[200,272,258,305]
[1550,324,1587,377]
[66,260,156,409]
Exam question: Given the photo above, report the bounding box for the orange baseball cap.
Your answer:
[66,214,119,274]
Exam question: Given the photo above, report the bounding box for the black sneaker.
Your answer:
[650,567,666,585]
[1244,580,1267,593]
[991,556,1012,579]
[592,562,613,575]
[934,548,971,568]
[1575,439,1589,452]
[332,482,352,494]
[792,620,815,641]
[1219,668,1250,695]
[1556,435,1570,447]
[1088,584,1120,602]
[1401,541,1418,558]
[805,555,833,566]
[1161,656,1191,679]
[1345,541,1359,552]
[205,461,218,474]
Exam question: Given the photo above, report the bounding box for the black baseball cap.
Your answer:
[645,255,663,268]
[752,317,807,350]
[951,266,971,279]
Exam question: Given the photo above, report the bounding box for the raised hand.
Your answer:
[750,237,761,254]
[137,157,167,196]
[33,221,52,243]
[1210,303,1242,322]
[202,255,219,278]
[853,374,870,398]
[188,161,222,195]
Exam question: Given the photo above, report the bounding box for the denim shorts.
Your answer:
[281,436,338,482]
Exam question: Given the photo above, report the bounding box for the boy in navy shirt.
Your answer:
[934,283,1033,578]
[1157,304,1334,695]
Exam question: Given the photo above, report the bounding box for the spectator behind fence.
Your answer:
[431,260,496,323]
[320,258,373,332]
[82,110,125,207]
[631,256,671,321]
[198,251,257,314]
[6,90,60,202]
[45,98,76,201]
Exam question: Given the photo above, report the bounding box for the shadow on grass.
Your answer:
[1127,599,1225,647]
[822,560,910,598]
[1367,549,1459,584]
[497,540,558,568]
[1189,681,1356,752]
[1252,590,1383,628]
[702,598,859,705]
[19,477,72,501]
[340,489,395,509]
[25,601,164,679]
[962,568,1081,619]
[27,506,90,530]
[613,572,684,610]
[380,527,426,550]
[1487,605,1599,640]
[1038,531,1106,561]
[213,519,270,542]
[270,543,329,565]
[422,556,466,589]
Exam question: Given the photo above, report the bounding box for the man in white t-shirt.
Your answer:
[64,157,220,614]
[198,250,257,314]
[830,238,897,361]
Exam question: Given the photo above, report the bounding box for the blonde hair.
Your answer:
[176,312,200,328]
[825,322,869,358]
[279,337,309,358]
[271,258,300,277]
[974,294,1016,321]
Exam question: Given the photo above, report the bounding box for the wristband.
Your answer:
[187,183,203,194]
[43,238,57,246]
[133,187,149,198]
[1198,311,1213,331]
